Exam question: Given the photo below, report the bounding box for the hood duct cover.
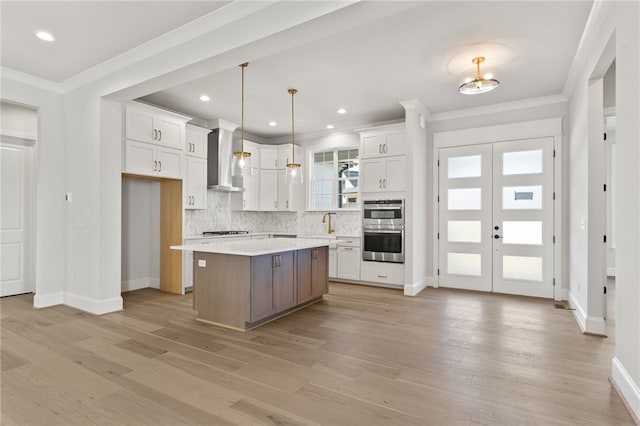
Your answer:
[207,127,243,192]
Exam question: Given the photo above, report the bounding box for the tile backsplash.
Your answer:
[184,190,361,237]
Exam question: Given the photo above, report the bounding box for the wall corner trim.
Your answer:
[404,276,431,296]
[611,357,640,423]
[33,292,65,308]
[64,293,123,315]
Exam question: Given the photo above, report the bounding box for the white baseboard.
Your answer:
[558,288,569,301]
[607,267,616,277]
[404,276,432,296]
[568,291,606,335]
[64,292,123,315]
[611,357,640,422]
[33,292,64,308]
[568,291,587,332]
[121,277,159,292]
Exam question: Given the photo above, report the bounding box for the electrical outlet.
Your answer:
[198,259,206,267]
[65,192,72,202]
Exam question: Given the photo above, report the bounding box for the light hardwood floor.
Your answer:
[1,283,634,425]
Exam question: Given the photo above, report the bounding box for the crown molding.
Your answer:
[399,98,431,118]
[427,94,568,122]
[268,118,404,145]
[1,67,64,94]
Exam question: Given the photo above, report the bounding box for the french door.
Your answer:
[438,138,554,298]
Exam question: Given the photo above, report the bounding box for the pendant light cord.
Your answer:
[288,88,298,164]
[240,62,248,153]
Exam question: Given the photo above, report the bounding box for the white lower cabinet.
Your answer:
[360,260,404,286]
[125,140,182,179]
[329,247,337,278]
[336,237,360,280]
[185,157,206,209]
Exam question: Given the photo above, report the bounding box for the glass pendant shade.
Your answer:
[232,151,253,177]
[285,163,303,184]
[459,56,499,95]
[286,88,303,184]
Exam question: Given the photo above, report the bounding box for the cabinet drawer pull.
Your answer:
[377,275,388,279]
[383,178,386,189]
[158,161,162,172]
[158,130,162,141]
[153,129,158,140]
[383,143,387,154]
[153,160,158,171]
[378,144,382,154]
[343,247,353,251]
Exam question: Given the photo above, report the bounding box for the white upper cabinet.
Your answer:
[123,104,190,179]
[185,157,207,209]
[185,124,209,159]
[360,125,405,159]
[125,106,185,150]
[260,147,278,169]
[359,123,406,194]
[277,145,302,169]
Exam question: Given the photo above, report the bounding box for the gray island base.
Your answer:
[172,239,329,331]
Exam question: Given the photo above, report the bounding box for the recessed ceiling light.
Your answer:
[336,108,347,114]
[199,95,210,102]
[268,121,278,126]
[326,124,334,129]
[35,31,55,42]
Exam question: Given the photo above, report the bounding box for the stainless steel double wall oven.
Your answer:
[362,199,404,263]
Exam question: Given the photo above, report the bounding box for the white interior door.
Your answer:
[438,144,493,291]
[1,141,34,296]
[438,138,554,298]
[492,138,554,298]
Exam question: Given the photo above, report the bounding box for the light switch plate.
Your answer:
[198,259,206,267]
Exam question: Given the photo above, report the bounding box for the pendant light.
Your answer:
[458,56,499,95]
[232,62,253,177]
[285,88,303,184]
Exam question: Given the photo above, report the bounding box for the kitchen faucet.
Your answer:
[322,212,335,234]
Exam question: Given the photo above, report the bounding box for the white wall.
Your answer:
[121,179,160,291]
[1,79,67,307]
[565,1,640,418]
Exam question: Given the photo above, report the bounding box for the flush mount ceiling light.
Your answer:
[336,108,347,114]
[459,56,499,95]
[35,31,55,42]
[326,124,335,129]
[268,121,277,127]
[199,95,210,102]
[232,62,253,177]
[285,88,303,184]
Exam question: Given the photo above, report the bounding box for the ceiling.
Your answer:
[1,1,593,140]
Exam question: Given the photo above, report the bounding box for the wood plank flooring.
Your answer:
[1,283,634,425]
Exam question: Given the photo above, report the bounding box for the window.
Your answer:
[310,147,359,209]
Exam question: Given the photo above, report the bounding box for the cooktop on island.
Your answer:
[202,231,249,236]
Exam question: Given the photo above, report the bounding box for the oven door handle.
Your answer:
[363,229,404,234]
[363,206,403,210]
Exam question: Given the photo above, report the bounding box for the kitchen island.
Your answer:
[171,238,329,331]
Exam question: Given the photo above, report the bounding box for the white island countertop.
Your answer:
[171,238,330,257]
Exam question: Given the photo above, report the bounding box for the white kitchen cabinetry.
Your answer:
[184,157,207,209]
[184,124,209,210]
[277,145,301,169]
[123,104,189,179]
[125,140,182,179]
[259,169,279,211]
[329,246,337,278]
[232,141,260,211]
[360,261,404,287]
[185,124,208,159]
[361,156,405,193]
[126,106,185,150]
[359,124,406,195]
[260,147,278,169]
[361,127,404,159]
[337,237,360,280]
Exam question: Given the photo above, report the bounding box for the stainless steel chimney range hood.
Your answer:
[207,119,243,192]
